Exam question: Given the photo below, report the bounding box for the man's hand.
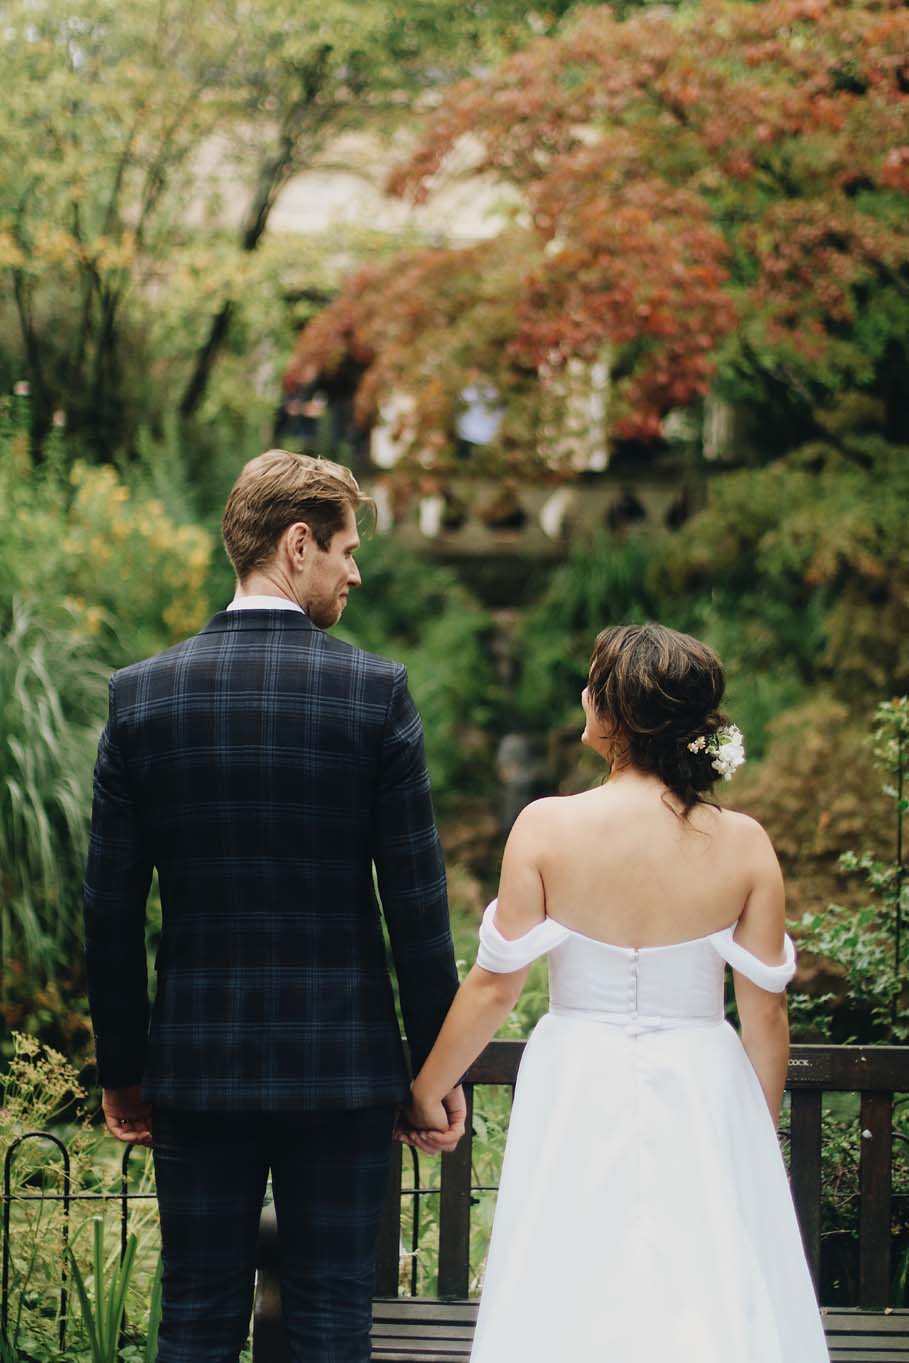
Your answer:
[102,1086,153,1146]
[395,1085,467,1156]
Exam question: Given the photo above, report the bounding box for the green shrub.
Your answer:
[339,536,498,808]
[657,437,909,700]
[796,698,909,1041]
[514,536,665,731]
[0,403,216,669]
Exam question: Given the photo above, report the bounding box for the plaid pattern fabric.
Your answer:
[152,1105,395,1363]
[83,609,459,1108]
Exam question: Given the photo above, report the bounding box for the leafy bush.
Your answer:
[657,437,909,700]
[0,404,216,668]
[339,536,498,808]
[516,434,909,778]
[514,536,662,731]
[796,698,909,1041]
[66,1219,137,1363]
[513,531,805,761]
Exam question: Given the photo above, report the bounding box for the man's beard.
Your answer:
[309,598,343,630]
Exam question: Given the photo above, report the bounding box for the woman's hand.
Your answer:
[404,1086,448,1135]
[396,1084,467,1155]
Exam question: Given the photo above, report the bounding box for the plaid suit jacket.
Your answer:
[83,609,459,1110]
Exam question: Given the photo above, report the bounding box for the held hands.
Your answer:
[102,1086,153,1147]
[395,1084,466,1156]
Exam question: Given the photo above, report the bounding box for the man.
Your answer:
[84,450,465,1363]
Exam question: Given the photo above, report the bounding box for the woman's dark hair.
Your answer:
[587,622,729,814]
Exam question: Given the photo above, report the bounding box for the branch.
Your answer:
[70,198,95,387]
[178,52,340,420]
[102,113,144,238]
[9,185,50,407]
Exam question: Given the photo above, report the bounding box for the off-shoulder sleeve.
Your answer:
[476,900,572,973]
[709,926,797,993]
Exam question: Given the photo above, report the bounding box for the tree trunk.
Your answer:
[178,299,236,420]
[178,133,301,421]
[178,40,340,422]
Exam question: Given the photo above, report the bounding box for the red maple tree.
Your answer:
[287,0,909,475]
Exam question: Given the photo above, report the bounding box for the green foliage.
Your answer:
[0,0,590,459]
[514,529,809,762]
[659,437,909,699]
[0,1035,91,1357]
[143,1257,163,1363]
[0,1031,88,1151]
[1,1035,162,1361]
[66,1221,136,1363]
[797,698,909,1041]
[0,602,106,991]
[0,403,216,668]
[338,536,498,808]
[515,535,663,729]
[0,404,219,992]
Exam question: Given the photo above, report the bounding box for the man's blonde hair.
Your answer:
[222,450,368,581]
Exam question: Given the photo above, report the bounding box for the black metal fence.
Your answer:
[1,1132,156,1351]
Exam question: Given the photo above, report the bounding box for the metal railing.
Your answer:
[1,1132,154,1350]
[4,1042,909,1359]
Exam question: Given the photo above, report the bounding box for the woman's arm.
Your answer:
[737,985,790,1123]
[732,823,790,1123]
[405,802,551,1134]
[407,961,530,1131]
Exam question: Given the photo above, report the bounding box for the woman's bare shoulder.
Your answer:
[508,791,599,839]
[715,806,778,856]
[511,793,575,829]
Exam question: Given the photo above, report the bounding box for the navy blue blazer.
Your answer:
[83,608,459,1110]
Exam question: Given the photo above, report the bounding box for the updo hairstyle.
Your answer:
[587,622,729,813]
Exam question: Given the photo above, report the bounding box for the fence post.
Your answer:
[437,1086,474,1300]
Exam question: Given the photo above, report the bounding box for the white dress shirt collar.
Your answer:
[226,594,305,614]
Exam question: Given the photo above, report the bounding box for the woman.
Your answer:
[404,623,828,1362]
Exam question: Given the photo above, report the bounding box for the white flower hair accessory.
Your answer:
[687,723,745,780]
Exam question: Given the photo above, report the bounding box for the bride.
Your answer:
[402,622,829,1362]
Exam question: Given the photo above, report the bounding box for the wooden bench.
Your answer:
[366,1303,909,1361]
[822,1311,909,1361]
[253,1042,909,1362]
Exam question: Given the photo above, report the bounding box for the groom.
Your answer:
[83,450,464,1363]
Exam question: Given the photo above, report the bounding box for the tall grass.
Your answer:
[0,601,107,991]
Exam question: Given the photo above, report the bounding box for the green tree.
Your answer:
[0,0,590,459]
[0,0,232,452]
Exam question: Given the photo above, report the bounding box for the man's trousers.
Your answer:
[152,1105,396,1363]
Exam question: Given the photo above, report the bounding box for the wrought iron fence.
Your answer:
[1,1131,156,1351]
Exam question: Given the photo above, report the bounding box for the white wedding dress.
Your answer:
[470,901,829,1363]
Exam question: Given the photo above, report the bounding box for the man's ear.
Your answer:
[283,520,312,565]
